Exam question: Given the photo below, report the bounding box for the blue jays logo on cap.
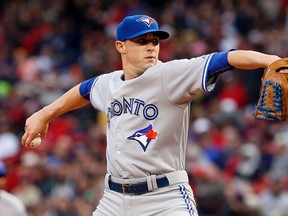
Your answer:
[127,123,158,152]
[117,15,169,41]
[136,17,155,27]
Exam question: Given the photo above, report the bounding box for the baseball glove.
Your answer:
[254,58,288,121]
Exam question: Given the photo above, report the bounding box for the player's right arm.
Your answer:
[22,78,96,147]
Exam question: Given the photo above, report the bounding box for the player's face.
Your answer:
[120,33,160,79]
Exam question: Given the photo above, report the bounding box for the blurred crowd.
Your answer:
[1,0,288,215]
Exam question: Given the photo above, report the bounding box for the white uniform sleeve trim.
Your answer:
[90,76,100,108]
[202,53,216,92]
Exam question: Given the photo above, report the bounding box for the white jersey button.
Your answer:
[116,151,121,154]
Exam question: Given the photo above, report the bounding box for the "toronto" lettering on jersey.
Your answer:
[106,97,159,126]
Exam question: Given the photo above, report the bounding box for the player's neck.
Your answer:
[122,67,146,80]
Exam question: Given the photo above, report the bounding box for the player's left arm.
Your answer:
[227,50,280,69]
[206,49,282,79]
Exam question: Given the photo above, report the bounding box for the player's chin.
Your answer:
[144,59,157,67]
[143,63,156,71]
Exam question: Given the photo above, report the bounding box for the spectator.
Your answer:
[258,177,288,216]
[0,160,29,216]
[0,110,20,161]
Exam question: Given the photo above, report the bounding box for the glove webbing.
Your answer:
[256,80,283,120]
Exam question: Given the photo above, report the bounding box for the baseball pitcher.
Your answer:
[22,15,284,216]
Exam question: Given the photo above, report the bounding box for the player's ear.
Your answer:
[115,41,126,53]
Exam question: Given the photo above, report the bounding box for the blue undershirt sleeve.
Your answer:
[79,77,97,100]
[207,51,234,77]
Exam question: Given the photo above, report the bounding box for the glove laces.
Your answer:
[256,80,283,120]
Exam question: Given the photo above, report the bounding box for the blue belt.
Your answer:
[108,176,169,195]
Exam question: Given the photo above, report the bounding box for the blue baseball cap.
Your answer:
[117,15,170,41]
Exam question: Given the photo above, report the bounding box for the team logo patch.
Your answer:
[136,16,155,27]
[127,123,158,152]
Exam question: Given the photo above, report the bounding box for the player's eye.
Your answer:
[137,38,146,45]
[151,38,159,46]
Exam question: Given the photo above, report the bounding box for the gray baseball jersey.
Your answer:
[87,54,219,179]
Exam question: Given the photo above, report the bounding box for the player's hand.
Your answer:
[21,110,49,147]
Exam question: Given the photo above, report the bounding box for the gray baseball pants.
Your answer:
[92,170,199,216]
